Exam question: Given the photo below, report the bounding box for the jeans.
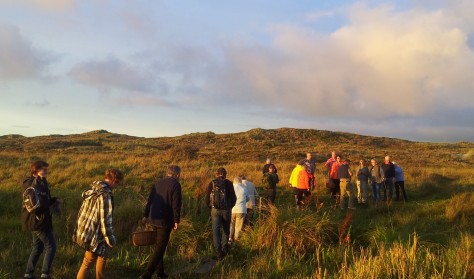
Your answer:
[211,208,231,254]
[25,230,56,276]
[142,227,172,278]
[357,180,369,204]
[76,250,108,279]
[230,213,246,241]
[372,182,382,202]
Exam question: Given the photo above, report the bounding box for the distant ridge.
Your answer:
[0,128,472,167]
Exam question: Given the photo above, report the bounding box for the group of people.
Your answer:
[323,151,407,209]
[20,153,408,278]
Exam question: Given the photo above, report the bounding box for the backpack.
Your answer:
[209,179,227,209]
[22,186,41,213]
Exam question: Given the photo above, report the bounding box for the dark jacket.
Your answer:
[205,177,237,210]
[262,172,279,190]
[337,164,352,180]
[144,176,182,229]
[21,176,56,231]
[262,164,277,174]
[381,162,395,178]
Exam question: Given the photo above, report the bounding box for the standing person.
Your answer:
[205,168,237,260]
[329,155,342,201]
[394,162,408,202]
[241,175,259,228]
[370,159,384,205]
[262,158,277,174]
[356,159,370,205]
[289,162,304,206]
[74,169,124,279]
[337,159,355,210]
[301,152,316,191]
[381,156,395,201]
[140,165,182,279]
[262,165,279,204]
[324,151,337,176]
[295,165,311,209]
[22,161,60,279]
[229,177,249,243]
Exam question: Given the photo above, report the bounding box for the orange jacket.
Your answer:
[330,162,340,179]
[296,169,310,190]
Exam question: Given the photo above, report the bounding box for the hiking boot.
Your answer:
[24,274,36,279]
[40,274,51,279]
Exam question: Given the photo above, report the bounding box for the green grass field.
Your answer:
[0,129,473,278]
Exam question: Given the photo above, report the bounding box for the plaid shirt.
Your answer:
[73,181,115,257]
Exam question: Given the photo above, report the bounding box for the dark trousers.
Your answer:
[395,181,407,201]
[382,179,394,201]
[330,179,340,199]
[143,227,172,277]
[266,189,276,205]
[294,188,310,206]
[211,208,231,254]
[25,230,57,275]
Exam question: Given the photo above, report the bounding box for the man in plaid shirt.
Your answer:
[73,169,123,279]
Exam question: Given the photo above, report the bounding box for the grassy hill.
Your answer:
[0,128,473,278]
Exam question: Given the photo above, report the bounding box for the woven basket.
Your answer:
[130,230,156,246]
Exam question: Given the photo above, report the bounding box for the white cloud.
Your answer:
[205,4,474,119]
[0,23,51,80]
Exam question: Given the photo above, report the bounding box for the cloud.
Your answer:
[0,0,76,11]
[0,23,52,80]
[69,56,166,94]
[204,4,474,120]
[69,56,175,106]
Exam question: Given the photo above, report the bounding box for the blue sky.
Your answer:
[1,0,473,142]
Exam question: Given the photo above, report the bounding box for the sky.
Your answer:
[1,0,473,142]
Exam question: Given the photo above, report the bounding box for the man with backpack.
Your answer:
[73,169,123,279]
[370,159,384,205]
[205,168,237,260]
[22,161,60,279]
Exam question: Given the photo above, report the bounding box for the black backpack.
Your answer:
[209,179,227,209]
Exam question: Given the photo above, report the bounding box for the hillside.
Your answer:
[0,128,472,167]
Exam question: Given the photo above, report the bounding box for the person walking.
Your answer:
[229,176,249,243]
[289,162,304,206]
[356,159,370,205]
[140,165,182,279]
[22,161,60,279]
[370,159,384,205]
[241,175,259,228]
[381,156,395,201]
[295,165,311,209]
[338,158,355,210]
[205,168,237,260]
[262,165,279,204]
[74,169,124,279]
[394,162,408,202]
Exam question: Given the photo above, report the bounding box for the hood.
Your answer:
[82,181,112,200]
